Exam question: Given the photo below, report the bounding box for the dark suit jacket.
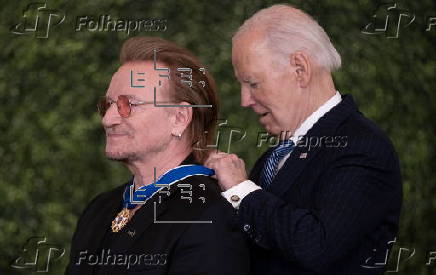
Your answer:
[239,94,402,274]
[66,156,250,275]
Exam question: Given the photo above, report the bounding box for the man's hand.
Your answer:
[205,151,248,191]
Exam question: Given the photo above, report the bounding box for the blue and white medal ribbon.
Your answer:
[111,164,214,232]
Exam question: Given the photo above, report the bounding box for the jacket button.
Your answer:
[243,224,251,232]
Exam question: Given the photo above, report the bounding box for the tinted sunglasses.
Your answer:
[97,95,172,118]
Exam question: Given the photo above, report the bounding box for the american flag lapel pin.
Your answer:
[299,152,308,159]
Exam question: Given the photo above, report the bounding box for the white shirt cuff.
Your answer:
[221,180,261,209]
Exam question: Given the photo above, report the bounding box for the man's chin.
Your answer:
[263,124,278,136]
[105,151,137,162]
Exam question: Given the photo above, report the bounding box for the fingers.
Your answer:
[206,153,233,164]
[205,153,245,171]
[205,151,231,167]
[207,151,228,160]
[203,152,248,190]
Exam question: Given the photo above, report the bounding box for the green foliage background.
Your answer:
[0,0,435,274]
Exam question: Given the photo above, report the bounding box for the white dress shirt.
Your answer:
[221,91,342,208]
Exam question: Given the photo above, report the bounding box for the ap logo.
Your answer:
[10,2,65,39]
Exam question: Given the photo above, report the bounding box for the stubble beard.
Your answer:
[105,151,139,162]
[105,139,141,162]
[105,140,169,163]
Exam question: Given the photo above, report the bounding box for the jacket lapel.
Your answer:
[267,137,324,196]
[80,186,125,253]
[102,154,199,264]
[71,185,125,275]
[95,185,178,275]
[261,94,358,197]
[107,188,172,250]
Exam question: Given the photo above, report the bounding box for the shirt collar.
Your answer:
[290,91,342,145]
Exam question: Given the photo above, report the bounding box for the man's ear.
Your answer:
[290,51,312,88]
[170,102,193,137]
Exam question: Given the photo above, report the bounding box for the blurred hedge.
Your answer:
[0,0,435,274]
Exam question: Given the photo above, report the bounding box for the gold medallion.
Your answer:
[111,208,131,232]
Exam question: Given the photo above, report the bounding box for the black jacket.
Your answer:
[239,94,402,274]
[66,156,250,275]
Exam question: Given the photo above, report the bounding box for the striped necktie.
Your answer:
[260,140,295,188]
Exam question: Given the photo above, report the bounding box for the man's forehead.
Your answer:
[233,33,270,62]
[107,61,170,98]
[233,29,267,51]
[112,61,161,79]
[233,39,271,78]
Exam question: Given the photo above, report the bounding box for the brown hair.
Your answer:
[119,36,218,163]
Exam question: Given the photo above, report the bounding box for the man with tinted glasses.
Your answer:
[66,37,250,274]
[206,4,402,275]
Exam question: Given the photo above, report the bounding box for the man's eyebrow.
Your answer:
[106,94,144,101]
[234,73,246,82]
[123,94,142,100]
[241,76,257,82]
[236,72,255,82]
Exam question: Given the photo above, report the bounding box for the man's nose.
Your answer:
[240,87,255,107]
[102,103,122,128]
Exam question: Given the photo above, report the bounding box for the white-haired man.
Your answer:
[206,4,402,275]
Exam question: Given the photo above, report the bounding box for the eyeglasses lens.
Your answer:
[117,95,131,118]
[97,95,131,118]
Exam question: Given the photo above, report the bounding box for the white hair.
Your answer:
[233,4,341,72]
